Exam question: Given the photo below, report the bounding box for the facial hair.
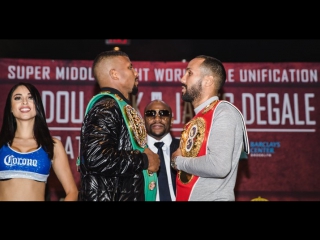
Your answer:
[131,85,138,95]
[182,78,202,102]
[149,123,167,138]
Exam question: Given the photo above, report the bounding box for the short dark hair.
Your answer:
[196,55,226,91]
[92,50,129,80]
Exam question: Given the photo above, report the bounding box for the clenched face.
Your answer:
[180,58,205,104]
[144,100,172,141]
[116,56,139,96]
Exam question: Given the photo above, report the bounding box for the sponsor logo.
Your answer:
[249,141,280,157]
[4,155,37,167]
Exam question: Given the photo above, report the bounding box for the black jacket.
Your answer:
[78,89,147,201]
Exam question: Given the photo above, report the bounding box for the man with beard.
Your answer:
[78,50,160,201]
[171,55,250,201]
[144,100,180,201]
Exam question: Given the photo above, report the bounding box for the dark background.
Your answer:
[0,39,319,62]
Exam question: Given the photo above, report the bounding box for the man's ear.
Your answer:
[204,75,214,87]
[109,69,119,80]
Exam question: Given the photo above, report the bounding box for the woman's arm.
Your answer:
[52,137,78,201]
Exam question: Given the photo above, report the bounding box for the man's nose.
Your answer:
[180,73,186,83]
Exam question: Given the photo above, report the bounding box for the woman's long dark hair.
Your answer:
[0,82,54,159]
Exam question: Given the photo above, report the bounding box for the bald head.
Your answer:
[144,99,172,113]
[195,55,226,92]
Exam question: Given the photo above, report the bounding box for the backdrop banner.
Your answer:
[0,58,319,201]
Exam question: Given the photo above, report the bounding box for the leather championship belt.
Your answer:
[176,100,219,201]
[77,91,157,201]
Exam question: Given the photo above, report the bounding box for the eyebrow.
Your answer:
[13,93,31,97]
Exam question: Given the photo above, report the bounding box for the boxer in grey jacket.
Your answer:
[171,55,249,201]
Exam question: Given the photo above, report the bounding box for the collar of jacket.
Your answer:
[100,87,131,105]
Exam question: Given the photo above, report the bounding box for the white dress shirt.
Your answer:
[147,133,176,201]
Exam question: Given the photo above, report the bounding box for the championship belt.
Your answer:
[77,91,157,201]
[122,103,157,201]
[176,100,219,201]
[179,117,205,183]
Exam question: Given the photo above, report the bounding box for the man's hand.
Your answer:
[171,148,182,170]
[144,147,160,174]
[171,148,182,160]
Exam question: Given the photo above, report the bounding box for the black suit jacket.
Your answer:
[170,137,180,195]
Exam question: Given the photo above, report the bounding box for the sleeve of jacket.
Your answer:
[80,97,145,176]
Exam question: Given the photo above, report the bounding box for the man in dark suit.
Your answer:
[144,100,180,201]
